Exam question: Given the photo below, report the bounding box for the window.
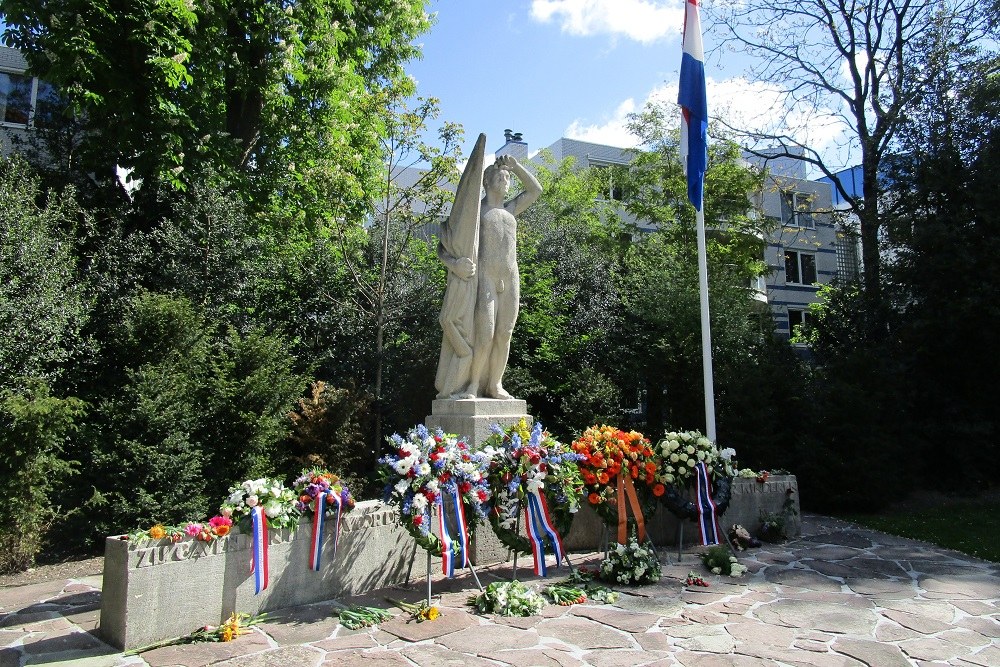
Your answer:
[788,308,814,339]
[1,71,33,125]
[784,250,817,285]
[1,72,58,127]
[593,164,625,201]
[780,190,814,228]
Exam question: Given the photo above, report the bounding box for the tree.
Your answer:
[0,156,91,391]
[317,93,462,464]
[507,154,626,437]
[708,0,994,308]
[881,47,1000,490]
[615,105,772,437]
[2,0,431,211]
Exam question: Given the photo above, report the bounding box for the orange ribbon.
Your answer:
[615,467,647,545]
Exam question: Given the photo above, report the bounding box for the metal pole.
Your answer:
[695,206,717,442]
[467,561,484,591]
[512,501,520,580]
[425,550,432,607]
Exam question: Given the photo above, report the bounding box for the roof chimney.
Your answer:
[496,129,528,161]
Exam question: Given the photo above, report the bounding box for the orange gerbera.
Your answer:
[588,492,601,505]
[148,524,167,540]
[653,483,666,497]
[215,525,231,537]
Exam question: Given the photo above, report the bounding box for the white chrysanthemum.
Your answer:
[720,447,736,461]
[412,494,428,511]
[394,479,409,494]
[419,462,431,476]
[426,479,439,492]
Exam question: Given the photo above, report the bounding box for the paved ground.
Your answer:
[1,514,999,667]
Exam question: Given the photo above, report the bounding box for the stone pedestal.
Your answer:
[425,398,531,448]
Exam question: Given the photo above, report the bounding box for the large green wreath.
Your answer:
[483,420,584,556]
[651,431,735,520]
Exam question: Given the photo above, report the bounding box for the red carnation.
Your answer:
[459,481,472,494]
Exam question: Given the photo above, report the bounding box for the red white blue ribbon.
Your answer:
[438,497,455,577]
[449,489,469,570]
[694,462,721,546]
[524,489,564,577]
[309,491,344,571]
[250,505,269,594]
[437,490,470,578]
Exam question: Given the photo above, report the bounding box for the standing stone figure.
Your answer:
[435,134,543,400]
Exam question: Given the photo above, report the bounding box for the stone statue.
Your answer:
[434,134,543,400]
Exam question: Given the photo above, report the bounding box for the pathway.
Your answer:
[1,515,998,666]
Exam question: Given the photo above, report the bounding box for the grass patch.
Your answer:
[838,496,1000,563]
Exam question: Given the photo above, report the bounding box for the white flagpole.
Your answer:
[694,206,717,442]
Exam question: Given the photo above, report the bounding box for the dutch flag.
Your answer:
[678,0,708,212]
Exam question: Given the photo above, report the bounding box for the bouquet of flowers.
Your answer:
[469,580,546,617]
[378,425,491,558]
[599,531,661,585]
[700,545,747,577]
[220,477,300,530]
[571,425,658,528]
[482,420,584,558]
[292,467,355,516]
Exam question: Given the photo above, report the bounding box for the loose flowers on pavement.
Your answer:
[700,545,747,577]
[336,605,393,630]
[386,598,440,623]
[599,532,661,585]
[123,613,266,655]
[470,580,546,617]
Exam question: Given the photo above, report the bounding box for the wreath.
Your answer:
[570,425,658,534]
[292,467,356,517]
[378,425,491,557]
[481,419,584,556]
[653,430,735,520]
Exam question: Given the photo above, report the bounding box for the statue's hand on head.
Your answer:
[451,256,476,280]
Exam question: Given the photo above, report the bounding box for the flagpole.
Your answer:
[695,206,717,442]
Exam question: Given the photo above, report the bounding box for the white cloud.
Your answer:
[565,98,642,147]
[563,76,854,167]
[530,0,683,44]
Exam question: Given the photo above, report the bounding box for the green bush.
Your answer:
[61,293,304,551]
[0,382,85,573]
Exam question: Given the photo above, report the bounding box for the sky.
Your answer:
[406,0,852,172]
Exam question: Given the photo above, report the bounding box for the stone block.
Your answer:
[562,475,801,551]
[98,499,508,650]
[425,398,530,447]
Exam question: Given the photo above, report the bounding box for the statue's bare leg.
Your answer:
[485,284,519,399]
[465,285,496,398]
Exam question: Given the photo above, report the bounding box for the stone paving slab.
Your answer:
[3,514,1000,666]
